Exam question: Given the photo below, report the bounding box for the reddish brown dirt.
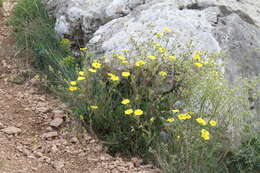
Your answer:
[0,1,160,173]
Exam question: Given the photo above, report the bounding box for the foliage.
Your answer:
[9,0,79,88]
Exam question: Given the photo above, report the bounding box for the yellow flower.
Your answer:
[118,56,127,60]
[88,68,97,73]
[121,99,130,105]
[202,61,209,65]
[135,60,146,67]
[69,81,77,85]
[148,55,157,60]
[108,74,120,81]
[77,76,86,81]
[209,120,217,127]
[60,38,70,46]
[193,51,202,61]
[172,109,180,113]
[178,114,192,120]
[168,55,176,60]
[68,86,78,91]
[201,129,209,135]
[80,115,84,121]
[202,134,210,140]
[150,117,155,122]
[166,118,175,123]
[134,109,143,116]
[121,49,129,52]
[196,118,207,126]
[201,129,210,140]
[159,71,167,77]
[155,32,162,37]
[194,62,203,68]
[122,72,130,77]
[121,60,128,64]
[80,47,88,51]
[79,71,85,76]
[90,105,98,110]
[125,109,133,115]
[154,43,161,47]
[177,135,180,139]
[107,73,113,77]
[92,61,102,69]
[34,74,40,80]
[163,27,172,33]
[158,47,166,53]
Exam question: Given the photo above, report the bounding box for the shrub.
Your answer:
[65,28,256,170]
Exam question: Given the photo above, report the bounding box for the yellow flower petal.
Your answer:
[77,76,86,81]
[134,109,143,116]
[88,68,97,73]
[125,109,133,115]
[69,81,77,85]
[121,99,130,105]
[166,118,175,123]
[163,27,172,33]
[122,72,130,77]
[90,105,98,110]
[209,120,217,126]
[135,60,146,67]
[68,86,78,91]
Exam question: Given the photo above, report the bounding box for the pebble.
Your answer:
[49,118,63,128]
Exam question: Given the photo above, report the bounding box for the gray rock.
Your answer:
[2,126,22,135]
[43,0,147,41]
[49,118,63,128]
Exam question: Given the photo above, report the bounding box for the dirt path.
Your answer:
[0,1,159,173]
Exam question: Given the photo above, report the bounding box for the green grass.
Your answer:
[9,0,79,89]
[0,0,3,7]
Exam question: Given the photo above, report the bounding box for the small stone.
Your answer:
[53,161,65,170]
[49,118,63,128]
[2,126,22,135]
[41,132,58,139]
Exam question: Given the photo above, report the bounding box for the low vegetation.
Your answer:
[10,0,260,172]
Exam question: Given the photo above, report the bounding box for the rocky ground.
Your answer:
[0,1,160,173]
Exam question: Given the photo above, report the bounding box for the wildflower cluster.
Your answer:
[63,27,254,172]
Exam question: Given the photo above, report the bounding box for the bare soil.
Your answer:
[0,1,160,173]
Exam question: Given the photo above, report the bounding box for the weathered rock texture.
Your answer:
[42,0,260,124]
